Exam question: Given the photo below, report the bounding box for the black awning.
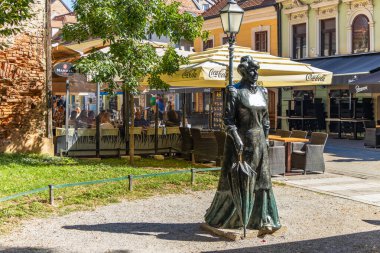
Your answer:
[296,53,380,85]
[352,70,380,85]
[349,70,380,93]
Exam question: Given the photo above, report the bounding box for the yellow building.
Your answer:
[194,0,279,56]
[193,0,280,128]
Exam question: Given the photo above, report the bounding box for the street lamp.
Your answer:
[220,0,244,87]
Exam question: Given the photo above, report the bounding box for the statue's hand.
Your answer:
[235,137,244,155]
[228,127,244,155]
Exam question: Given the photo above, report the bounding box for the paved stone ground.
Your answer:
[324,138,380,179]
[272,138,380,207]
[274,173,380,207]
[1,137,380,253]
[0,186,379,253]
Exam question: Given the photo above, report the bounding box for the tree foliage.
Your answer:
[0,0,34,37]
[62,0,208,92]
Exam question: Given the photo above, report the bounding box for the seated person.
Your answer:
[100,111,114,129]
[134,111,149,128]
[165,107,180,127]
[75,110,88,129]
[87,110,96,127]
[68,110,78,126]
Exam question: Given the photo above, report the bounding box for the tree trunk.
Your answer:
[129,93,135,165]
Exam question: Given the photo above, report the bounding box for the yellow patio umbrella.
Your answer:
[151,45,332,88]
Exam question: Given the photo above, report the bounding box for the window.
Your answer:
[255,31,268,52]
[222,36,229,45]
[320,18,336,56]
[203,4,210,10]
[292,23,306,59]
[352,15,370,53]
[203,39,213,50]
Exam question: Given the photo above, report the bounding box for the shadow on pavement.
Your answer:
[363,220,380,226]
[0,247,54,253]
[202,230,380,253]
[63,222,224,242]
[325,142,380,162]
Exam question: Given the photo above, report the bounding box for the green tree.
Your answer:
[0,0,34,48]
[62,0,207,163]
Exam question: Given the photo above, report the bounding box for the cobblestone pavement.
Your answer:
[274,173,380,207]
[273,138,380,207]
[324,138,380,179]
[0,187,379,253]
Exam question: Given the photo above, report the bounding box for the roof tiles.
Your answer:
[202,0,276,19]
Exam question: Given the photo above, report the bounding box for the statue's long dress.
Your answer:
[205,82,281,231]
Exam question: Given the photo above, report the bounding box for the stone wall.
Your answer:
[0,0,52,154]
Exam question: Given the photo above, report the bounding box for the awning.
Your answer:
[144,87,215,94]
[143,45,332,88]
[349,70,380,93]
[297,53,380,85]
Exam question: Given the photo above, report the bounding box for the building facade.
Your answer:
[193,0,279,128]
[277,0,380,134]
[0,0,51,153]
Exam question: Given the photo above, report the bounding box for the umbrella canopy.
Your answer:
[153,45,333,88]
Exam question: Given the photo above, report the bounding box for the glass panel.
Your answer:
[320,18,336,56]
[255,31,267,52]
[229,13,243,33]
[220,12,230,33]
[293,23,306,59]
[352,15,369,53]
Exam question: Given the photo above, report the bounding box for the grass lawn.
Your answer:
[0,154,220,233]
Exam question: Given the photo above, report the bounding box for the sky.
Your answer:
[62,0,73,10]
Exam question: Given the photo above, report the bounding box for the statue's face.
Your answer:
[243,60,258,83]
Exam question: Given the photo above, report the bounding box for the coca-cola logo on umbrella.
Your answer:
[208,68,227,79]
[306,74,326,82]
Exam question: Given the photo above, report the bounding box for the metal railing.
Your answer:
[0,167,222,205]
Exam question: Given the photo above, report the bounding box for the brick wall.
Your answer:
[0,0,52,154]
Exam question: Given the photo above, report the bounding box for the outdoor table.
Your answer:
[268,135,309,173]
[326,118,372,139]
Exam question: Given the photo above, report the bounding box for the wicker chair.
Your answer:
[290,130,308,151]
[290,130,307,138]
[269,146,286,176]
[214,130,227,166]
[271,129,291,147]
[274,129,291,137]
[364,128,380,148]
[190,128,218,163]
[291,132,328,174]
[179,127,193,160]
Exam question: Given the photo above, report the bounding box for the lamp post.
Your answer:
[220,0,244,87]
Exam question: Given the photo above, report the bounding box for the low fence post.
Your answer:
[129,175,133,191]
[191,169,196,185]
[49,185,54,206]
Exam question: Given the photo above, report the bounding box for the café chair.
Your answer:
[179,127,193,160]
[269,145,286,176]
[271,129,292,147]
[291,132,328,174]
[290,130,307,138]
[290,130,308,151]
[190,128,217,163]
[214,130,227,166]
[364,126,380,148]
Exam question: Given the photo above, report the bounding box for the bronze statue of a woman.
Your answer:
[205,55,281,235]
